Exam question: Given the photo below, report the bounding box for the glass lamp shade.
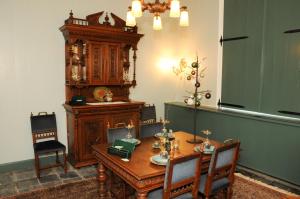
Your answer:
[132,0,142,17]
[126,10,136,27]
[170,0,180,18]
[180,10,189,26]
[153,15,162,30]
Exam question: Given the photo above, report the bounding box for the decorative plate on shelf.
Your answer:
[93,87,110,102]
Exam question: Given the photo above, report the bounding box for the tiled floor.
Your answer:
[1,163,299,198]
[0,163,97,197]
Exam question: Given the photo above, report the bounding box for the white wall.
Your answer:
[0,0,221,164]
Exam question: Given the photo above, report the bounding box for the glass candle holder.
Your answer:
[126,123,134,139]
[202,130,212,148]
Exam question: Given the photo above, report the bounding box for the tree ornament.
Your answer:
[191,62,198,68]
[205,93,211,99]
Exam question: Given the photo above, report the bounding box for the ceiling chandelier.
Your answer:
[126,0,189,30]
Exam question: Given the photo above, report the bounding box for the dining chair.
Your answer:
[140,122,163,139]
[107,126,136,144]
[30,112,67,178]
[148,152,203,199]
[140,104,156,124]
[198,141,240,199]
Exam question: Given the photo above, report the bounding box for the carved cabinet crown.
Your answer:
[60,11,143,103]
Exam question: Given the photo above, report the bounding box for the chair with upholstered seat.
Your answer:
[140,122,163,139]
[30,112,67,178]
[148,153,203,199]
[107,125,136,144]
[198,141,240,199]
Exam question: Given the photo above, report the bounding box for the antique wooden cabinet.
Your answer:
[60,11,144,168]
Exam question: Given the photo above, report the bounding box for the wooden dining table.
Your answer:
[92,131,222,199]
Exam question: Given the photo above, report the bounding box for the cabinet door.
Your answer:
[106,43,122,84]
[90,43,106,84]
[78,115,106,161]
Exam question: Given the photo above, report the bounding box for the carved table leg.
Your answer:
[136,191,147,199]
[97,162,107,199]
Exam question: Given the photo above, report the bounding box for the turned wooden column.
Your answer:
[132,44,137,87]
[97,163,107,198]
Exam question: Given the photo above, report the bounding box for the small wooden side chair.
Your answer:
[140,104,157,124]
[148,152,203,199]
[198,141,240,199]
[30,112,67,178]
[140,122,163,139]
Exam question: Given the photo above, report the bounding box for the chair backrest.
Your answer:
[140,122,163,139]
[205,141,240,195]
[30,112,58,144]
[141,104,156,123]
[107,126,136,144]
[163,153,202,199]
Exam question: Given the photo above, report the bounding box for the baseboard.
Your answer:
[237,165,300,195]
[0,154,65,173]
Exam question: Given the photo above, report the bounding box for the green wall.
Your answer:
[165,102,300,186]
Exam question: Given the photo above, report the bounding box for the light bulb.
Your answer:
[153,15,162,30]
[126,10,136,27]
[180,9,189,26]
[170,0,180,18]
[132,0,142,17]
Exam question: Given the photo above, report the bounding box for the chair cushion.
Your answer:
[198,174,230,194]
[171,158,197,184]
[34,140,65,154]
[148,188,163,199]
[148,188,193,199]
[215,148,235,169]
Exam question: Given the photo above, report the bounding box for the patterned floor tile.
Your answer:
[59,171,79,179]
[38,174,59,184]
[16,178,41,193]
[39,168,57,177]
[55,166,71,174]
[14,169,37,181]
[0,172,14,185]
[0,183,17,196]
[77,166,97,178]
